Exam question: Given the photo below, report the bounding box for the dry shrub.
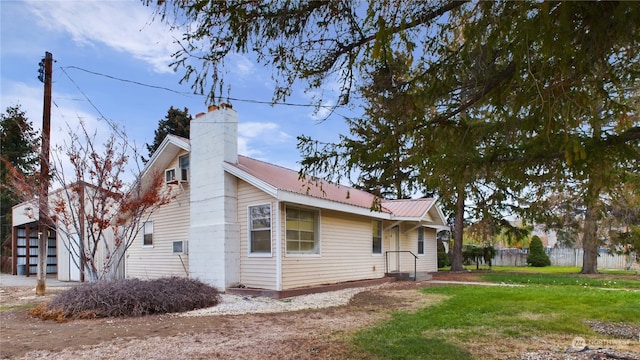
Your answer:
[32,277,220,321]
[29,303,68,322]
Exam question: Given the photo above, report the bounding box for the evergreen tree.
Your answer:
[144,107,192,162]
[0,105,39,254]
[527,236,551,267]
[149,1,640,273]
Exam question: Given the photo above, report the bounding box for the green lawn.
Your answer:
[479,271,640,289]
[489,266,638,275]
[440,265,638,275]
[352,270,640,359]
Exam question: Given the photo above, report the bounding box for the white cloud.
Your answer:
[304,78,342,121]
[238,121,291,157]
[239,122,278,138]
[228,53,256,77]
[27,0,180,73]
[309,99,335,121]
[237,137,259,157]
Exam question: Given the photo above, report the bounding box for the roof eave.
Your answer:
[223,162,278,197]
[277,190,390,219]
[141,135,190,180]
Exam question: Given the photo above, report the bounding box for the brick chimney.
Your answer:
[188,105,240,289]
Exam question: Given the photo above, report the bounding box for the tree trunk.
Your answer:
[35,227,47,295]
[581,201,599,274]
[450,186,465,271]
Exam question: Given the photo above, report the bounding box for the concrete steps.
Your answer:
[385,271,433,281]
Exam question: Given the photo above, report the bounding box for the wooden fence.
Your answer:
[491,248,637,270]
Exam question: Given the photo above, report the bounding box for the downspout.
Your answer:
[275,200,282,291]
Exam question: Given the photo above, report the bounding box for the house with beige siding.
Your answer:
[126,106,448,295]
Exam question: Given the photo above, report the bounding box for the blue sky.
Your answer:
[1,0,359,174]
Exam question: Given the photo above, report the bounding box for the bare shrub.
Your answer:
[31,277,220,321]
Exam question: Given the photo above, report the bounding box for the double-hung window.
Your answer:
[417,227,424,255]
[143,221,153,246]
[372,220,382,254]
[179,154,189,182]
[249,204,271,254]
[286,207,319,254]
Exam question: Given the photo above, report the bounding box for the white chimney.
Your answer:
[188,105,240,289]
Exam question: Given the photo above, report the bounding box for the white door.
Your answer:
[389,226,400,272]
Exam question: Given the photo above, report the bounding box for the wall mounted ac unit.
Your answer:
[172,240,188,255]
[179,168,188,183]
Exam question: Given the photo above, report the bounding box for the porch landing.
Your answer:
[385,271,433,282]
[226,277,395,299]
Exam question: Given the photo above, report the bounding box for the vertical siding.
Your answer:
[125,152,190,279]
[237,180,277,289]
[281,208,386,289]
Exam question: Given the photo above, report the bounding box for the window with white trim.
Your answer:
[417,227,424,255]
[143,221,153,246]
[249,204,271,253]
[179,154,189,182]
[372,220,382,254]
[286,207,319,254]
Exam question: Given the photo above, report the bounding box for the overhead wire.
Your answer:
[57,66,134,145]
[60,65,343,109]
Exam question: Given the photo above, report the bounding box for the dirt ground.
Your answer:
[1,273,638,360]
[0,278,447,360]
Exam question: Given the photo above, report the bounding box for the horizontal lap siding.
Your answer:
[398,225,438,273]
[397,226,415,273]
[126,154,190,279]
[237,180,277,289]
[282,209,385,289]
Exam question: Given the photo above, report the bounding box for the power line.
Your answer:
[59,66,109,122]
[60,65,342,109]
[58,66,132,143]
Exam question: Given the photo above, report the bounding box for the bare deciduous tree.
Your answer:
[8,121,172,283]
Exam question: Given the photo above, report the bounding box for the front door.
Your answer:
[389,226,400,272]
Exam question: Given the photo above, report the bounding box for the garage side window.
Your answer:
[249,204,271,254]
[143,221,153,246]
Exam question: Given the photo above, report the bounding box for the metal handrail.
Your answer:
[385,251,418,281]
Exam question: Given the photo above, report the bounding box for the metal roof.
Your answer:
[229,156,440,220]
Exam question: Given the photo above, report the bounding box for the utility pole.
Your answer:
[36,51,52,296]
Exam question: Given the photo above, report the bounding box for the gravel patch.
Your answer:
[519,348,640,360]
[587,320,640,340]
[518,321,640,360]
[182,284,383,316]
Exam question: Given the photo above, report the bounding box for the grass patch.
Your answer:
[352,284,640,359]
[490,266,583,274]
[0,303,40,311]
[600,269,640,275]
[479,272,640,289]
[490,266,638,275]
